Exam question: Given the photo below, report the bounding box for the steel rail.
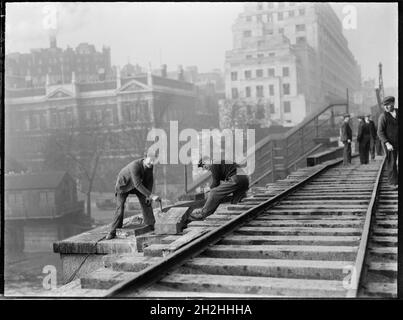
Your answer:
[104,157,345,297]
[346,156,386,297]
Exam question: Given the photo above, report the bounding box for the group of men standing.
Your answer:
[341,96,398,189]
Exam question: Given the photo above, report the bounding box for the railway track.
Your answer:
[60,156,396,298]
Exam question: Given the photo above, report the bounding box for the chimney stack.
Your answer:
[177,65,184,81]
[49,33,57,49]
[161,64,167,78]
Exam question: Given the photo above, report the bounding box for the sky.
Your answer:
[5,2,398,88]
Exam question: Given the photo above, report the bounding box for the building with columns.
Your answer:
[224,2,362,128]
[5,68,219,199]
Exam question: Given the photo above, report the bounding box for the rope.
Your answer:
[65,216,141,285]
[65,234,106,284]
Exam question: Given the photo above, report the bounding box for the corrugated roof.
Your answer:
[5,171,68,190]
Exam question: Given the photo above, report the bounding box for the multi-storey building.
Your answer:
[5,36,113,89]
[224,2,362,128]
[5,68,219,199]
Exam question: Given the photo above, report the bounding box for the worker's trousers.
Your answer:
[110,188,155,233]
[385,148,398,186]
[201,175,249,218]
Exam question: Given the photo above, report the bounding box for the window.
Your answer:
[269,85,275,96]
[269,52,275,57]
[104,109,113,125]
[296,24,306,32]
[283,83,290,95]
[268,3,274,9]
[266,29,273,35]
[244,70,252,79]
[268,68,275,77]
[278,12,283,20]
[231,88,239,99]
[283,67,290,77]
[9,193,23,207]
[279,28,284,34]
[267,13,272,22]
[256,85,264,98]
[257,53,264,58]
[257,3,263,10]
[231,72,238,81]
[256,15,262,22]
[246,54,253,59]
[243,30,252,37]
[246,16,252,22]
[270,103,275,113]
[245,86,251,98]
[256,69,263,78]
[289,10,295,17]
[299,8,305,15]
[47,192,55,206]
[257,40,264,47]
[296,36,306,44]
[284,101,291,113]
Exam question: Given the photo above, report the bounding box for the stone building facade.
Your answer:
[224,2,362,128]
[5,37,113,89]
[5,69,219,198]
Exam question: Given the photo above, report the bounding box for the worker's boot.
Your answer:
[105,231,116,240]
[188,209,205,221]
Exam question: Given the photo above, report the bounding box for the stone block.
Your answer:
[116,224,153,238]
[154,207,191,235]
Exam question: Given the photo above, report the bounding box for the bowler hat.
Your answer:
[382,96,395,106]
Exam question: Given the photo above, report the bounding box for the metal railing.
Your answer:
[183,102,348,196]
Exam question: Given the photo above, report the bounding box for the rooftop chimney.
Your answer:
[49,34,57,49]
[177,65,184,81]
[161,64,167,78]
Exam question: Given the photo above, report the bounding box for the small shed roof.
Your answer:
[5,171,69,191]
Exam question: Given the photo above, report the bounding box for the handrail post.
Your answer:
[271,141,275,182]
[315,116,319,137]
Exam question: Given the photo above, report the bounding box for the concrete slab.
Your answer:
[179,257,353,280]
[220,235,361,246]
[157,273,347,297]
[154,207,191,235]
[202,244,357,261]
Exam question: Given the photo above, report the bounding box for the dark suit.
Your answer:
[378,110,398,186]
[201,161,249,217]
[111,159,155,233]
[357,122,371,164]
[368,120,377,160]
[340,122,352,165]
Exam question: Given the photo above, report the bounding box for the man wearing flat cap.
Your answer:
[106,155,161,240]
[340,114,352,165]
[188,157,250,220]
[365,114,377,161]
[357,115,371,164]
[378,96,398,189]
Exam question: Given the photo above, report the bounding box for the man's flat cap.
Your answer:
[343,113,350,119]
[382,96,395,106]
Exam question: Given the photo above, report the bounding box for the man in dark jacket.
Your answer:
[357,116,371,164]
[106,156,160,240]
[189,157,250,220]
[340,114,352,165]
[378,96,398,189]
[365,114,377,161]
